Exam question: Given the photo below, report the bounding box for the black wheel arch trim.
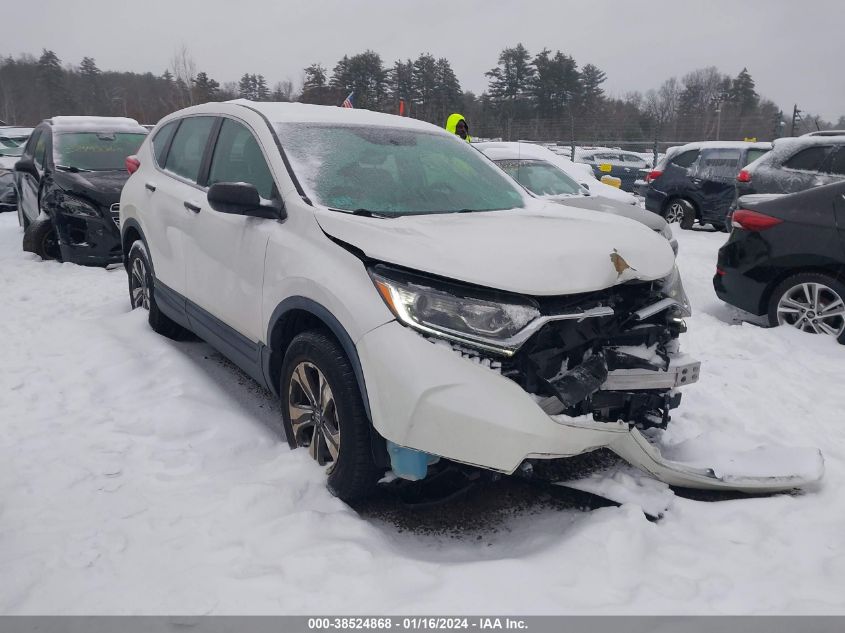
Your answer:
[266,296,372,421]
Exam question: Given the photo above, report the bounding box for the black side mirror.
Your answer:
[207,182,285,220]
[15,157,36,176]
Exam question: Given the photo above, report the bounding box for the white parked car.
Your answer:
[119,101,812,501]
[478,143,677,254]
[477,141,639,205]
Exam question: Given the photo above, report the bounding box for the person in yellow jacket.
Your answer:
[445,113,471,142]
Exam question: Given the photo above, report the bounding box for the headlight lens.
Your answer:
[660,264,691,316]
[60,195,100,218]
[369,266,540,353]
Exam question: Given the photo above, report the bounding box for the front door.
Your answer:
[182,117,274,344]
[16,129,47,223]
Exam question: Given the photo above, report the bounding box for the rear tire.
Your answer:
[22,217,61,261]
[663,198,695,230]
[280,330,381,501]
[767,272,845,342]
[127,240,189,339]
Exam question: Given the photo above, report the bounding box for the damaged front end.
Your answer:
[505,267,699,431]
[369,263,823,492]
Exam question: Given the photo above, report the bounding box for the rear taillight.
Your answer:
[645,169,663,184]
[126,155,140,174]
[716,267,726,276]
[731,209,782,231]
[737,169,751,183]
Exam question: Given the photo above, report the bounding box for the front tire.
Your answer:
[281,331,380,501]
[127,240,189,339]
[22,217,61,261]
[768,272,845,341]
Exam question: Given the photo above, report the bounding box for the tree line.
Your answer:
[1,45,842,147]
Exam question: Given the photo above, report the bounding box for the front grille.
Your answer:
[110,203,120,228]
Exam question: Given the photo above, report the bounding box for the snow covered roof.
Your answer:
[229,100,444,134]
[46,116,146,133]
[0,126,34,138]
[667,140,772,153]
[475,141,574,163]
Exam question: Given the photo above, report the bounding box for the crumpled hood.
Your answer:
[315,203,676,296]
[548,194,668,232]
[54,169,130,207]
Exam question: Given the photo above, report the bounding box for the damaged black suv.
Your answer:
[15,116,147,264]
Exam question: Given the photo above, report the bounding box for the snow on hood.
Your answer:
[548,194,667,232]
[315,203,675,296]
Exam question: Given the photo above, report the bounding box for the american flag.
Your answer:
[342,92,354,108]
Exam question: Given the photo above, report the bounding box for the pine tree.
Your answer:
[192,71,220,103]
[729,67,758,114]
[238,73,256,99]
[256,74,270,101]
[411,53,437,121]
[579,63,607,108]
[486,43,535,139]
[529,49,581,118]
[79,56,102,114]
[38,49,72,113]
[432,57,462,125]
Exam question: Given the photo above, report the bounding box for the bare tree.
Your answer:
[170,44,197,107]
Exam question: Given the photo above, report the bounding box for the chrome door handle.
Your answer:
[145,182,156,192]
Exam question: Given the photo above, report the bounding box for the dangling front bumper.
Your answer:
[358,321,824,492]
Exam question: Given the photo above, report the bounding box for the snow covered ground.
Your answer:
[1,211,844,615]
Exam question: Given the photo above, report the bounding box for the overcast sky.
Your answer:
[3,0,843,121]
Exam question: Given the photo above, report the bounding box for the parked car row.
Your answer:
[641,133,845,232]
[642,141,772,230]
[575,148,651,193]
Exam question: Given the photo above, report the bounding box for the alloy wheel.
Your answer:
[664,202,685,224]
[776,282,845,337]
[288,361,341,469]
[129,256,151,310]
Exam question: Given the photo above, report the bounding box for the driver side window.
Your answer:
[207,119,276,199]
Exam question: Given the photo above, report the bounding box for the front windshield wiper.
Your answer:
[55,164,91,173]
[347,208,397,219]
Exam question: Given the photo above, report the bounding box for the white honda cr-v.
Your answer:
[119,100,743,502]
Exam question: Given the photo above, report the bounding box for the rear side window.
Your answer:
[670,150,698,168]
[744,148,769,166]
[695,148,743,181]
[152,121,178,167]
[164,116,215,183]
[207,119,275,199]
[825,148,845,176]
[783,146,833,172]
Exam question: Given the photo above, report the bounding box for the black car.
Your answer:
[644,142,771,230]
[714,180,845,343]
[735,135,845,202]
[14,117,147,264]
[0,127,34,212]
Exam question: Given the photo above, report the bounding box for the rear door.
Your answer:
[183,116,275,343]
[779,145,837,193]
[148,116,217,296]
[693,147,743,224]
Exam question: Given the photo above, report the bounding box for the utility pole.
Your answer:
[790,104,802,136]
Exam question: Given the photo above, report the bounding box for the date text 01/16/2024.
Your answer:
[307,618,528,630]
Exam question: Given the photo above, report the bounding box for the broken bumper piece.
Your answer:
[358,322,824,492]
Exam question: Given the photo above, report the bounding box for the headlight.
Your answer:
[60,195,100,218]
[369,265,540,355]
[660,264,691,316]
